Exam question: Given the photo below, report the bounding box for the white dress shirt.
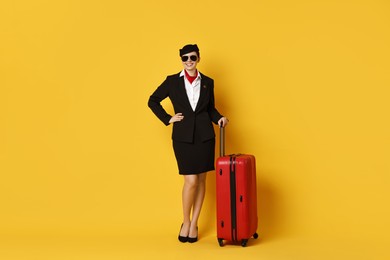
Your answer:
[180,70,202,111]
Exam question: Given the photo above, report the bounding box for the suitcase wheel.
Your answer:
[241,239,248,247]
[218,238,224,247]
[253,232,259,239]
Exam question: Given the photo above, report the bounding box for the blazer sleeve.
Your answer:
[148,77,172,126]
[207,80,223,124]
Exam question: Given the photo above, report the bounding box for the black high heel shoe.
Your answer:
[188,226,198,243]
[178,224,188,243]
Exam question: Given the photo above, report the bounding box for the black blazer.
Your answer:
[148,72,223,143]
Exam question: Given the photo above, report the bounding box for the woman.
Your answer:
[148,44,228,243]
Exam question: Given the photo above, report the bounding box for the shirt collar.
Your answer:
[180,70,202,79]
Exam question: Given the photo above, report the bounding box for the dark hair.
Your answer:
[179,44,200,58]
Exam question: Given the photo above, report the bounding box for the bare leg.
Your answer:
[179,174,198,237]
[189,172,207,238]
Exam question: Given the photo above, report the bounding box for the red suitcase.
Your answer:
[216,126,258,247]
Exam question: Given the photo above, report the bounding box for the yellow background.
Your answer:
[1,0,389,259]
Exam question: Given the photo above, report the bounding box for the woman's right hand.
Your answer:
[169,113,184,124]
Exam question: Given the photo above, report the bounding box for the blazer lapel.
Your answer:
[177,74,193,111]
[195,76,208,112]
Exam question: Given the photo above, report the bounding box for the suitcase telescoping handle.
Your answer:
[219,122,225,157]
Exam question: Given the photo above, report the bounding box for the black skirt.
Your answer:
[172,127,215,175]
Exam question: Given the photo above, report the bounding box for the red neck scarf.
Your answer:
[185,70,197,84]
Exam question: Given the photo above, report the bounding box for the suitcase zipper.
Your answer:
[230,156,238,242]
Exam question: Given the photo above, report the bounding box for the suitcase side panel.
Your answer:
[216,156,233,241]
[235,155,258,240]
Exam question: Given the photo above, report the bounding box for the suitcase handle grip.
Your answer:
[219,123,225,157]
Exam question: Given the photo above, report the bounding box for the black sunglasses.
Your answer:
[181,55,198,62]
